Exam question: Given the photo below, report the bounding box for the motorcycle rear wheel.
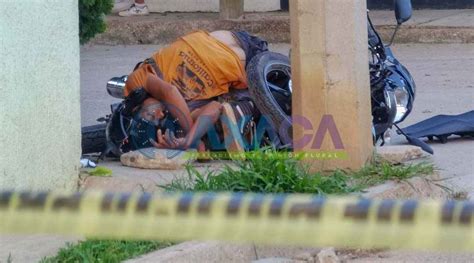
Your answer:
[247,51,292,143]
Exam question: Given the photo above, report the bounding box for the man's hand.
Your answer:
[150,129,188,150]
[150,101,223,151]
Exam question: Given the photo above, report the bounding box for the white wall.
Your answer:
[0,0,81,190]
[147,0,281,12]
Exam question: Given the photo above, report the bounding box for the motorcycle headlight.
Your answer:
[393,86,409,123]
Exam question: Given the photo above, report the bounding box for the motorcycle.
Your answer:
[82,0,433,158]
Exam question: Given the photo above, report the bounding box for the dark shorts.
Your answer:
[232,31,269,68]
[186,89,253,112]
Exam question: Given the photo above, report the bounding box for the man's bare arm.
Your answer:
[183,101,222,148]
[152,101,223,150]
[144,73,194,132]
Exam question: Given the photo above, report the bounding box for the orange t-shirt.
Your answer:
[124,30,247,100]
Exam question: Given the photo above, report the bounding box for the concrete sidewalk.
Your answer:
[79,159,233,193]
[90,9,474,45]
[0,235,81,263]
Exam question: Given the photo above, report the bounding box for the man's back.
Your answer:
[125,30,247,100]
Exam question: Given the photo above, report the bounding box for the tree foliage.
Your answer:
[79,0,113,44]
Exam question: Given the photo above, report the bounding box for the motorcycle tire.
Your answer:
[247,51,292,141]
[81,123,107,154]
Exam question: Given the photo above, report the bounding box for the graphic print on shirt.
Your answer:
[170,51,215,100]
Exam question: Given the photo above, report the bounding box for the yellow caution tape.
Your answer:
[0,191,473,251]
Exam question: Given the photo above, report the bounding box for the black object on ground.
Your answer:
[399,110,474,144]
[81,123,107,154]
[395,123,434,155]
[367,0,474,9]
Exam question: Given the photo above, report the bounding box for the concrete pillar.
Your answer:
[0,0,81,190]
[220,0,244,19]
[290,0,373,170]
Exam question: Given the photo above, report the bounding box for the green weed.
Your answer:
[40,240,173,263]
[163,150,435,194]
[352,160,434,188]
[163,150,354,194]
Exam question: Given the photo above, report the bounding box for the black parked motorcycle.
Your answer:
[82,0,432,157]
[244,0,432,153]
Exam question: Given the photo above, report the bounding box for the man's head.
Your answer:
[140,97,166,123]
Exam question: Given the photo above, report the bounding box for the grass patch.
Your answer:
[162,150,435,194]
[41,240,173,263]
[163,151,355,194]
[46,151,434,263]
[88,166,113,177]
[352,159,435,189]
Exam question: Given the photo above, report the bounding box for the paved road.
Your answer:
[81,43,474,197]
[386,44,474,199]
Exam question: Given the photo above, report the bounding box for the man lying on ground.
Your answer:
[124,30,267,153]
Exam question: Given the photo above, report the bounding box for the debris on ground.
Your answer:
[293,251,320,263]
[337,248,387,262]
[252,257,306,263]
[450,191,469,200]
[80,158,97,168]
[376,145,425,164]
[316,248,340,263]
[88,166,113,177]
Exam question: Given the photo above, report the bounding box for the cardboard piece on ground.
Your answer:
[120,148,195,170]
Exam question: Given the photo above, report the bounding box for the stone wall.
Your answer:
[0,0,81,190]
